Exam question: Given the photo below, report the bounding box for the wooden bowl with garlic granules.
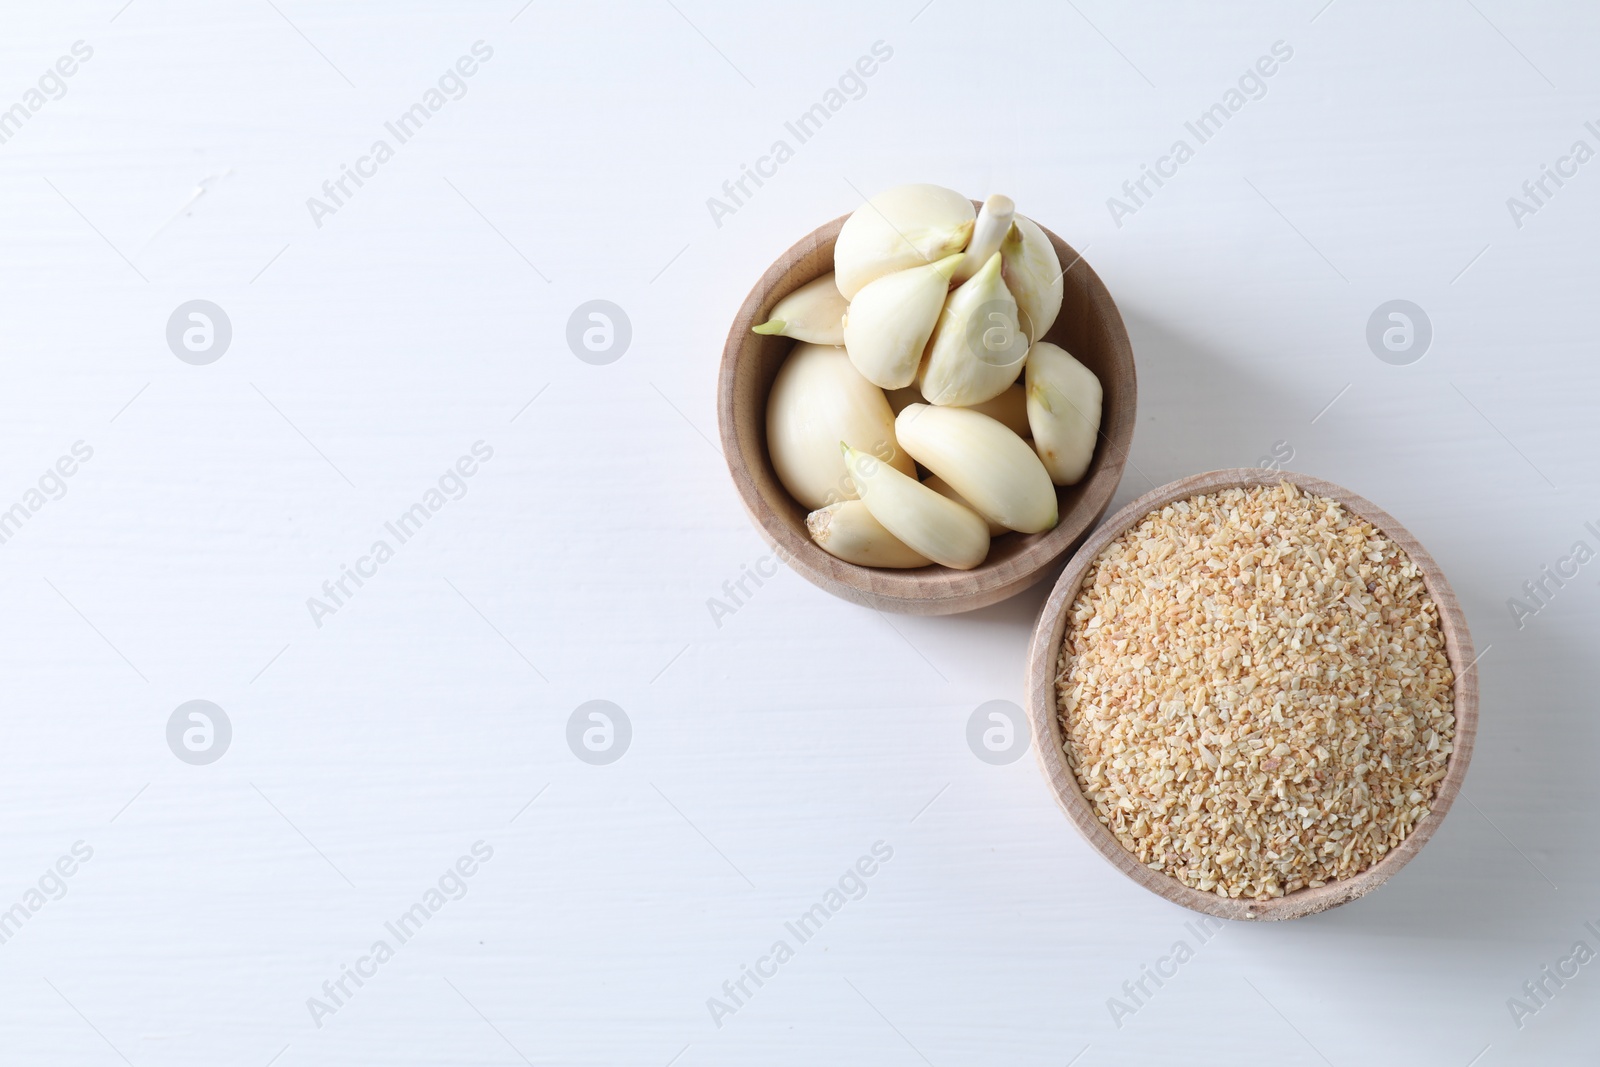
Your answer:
[718,210,1137,615]
[1025,469,1479,921]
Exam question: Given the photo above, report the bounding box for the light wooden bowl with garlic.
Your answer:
[718,207,1137,615]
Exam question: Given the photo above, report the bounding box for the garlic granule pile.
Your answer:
[1055,482,1456,900]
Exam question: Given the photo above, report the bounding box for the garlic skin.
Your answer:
[1025,341,1102,486]
[1000,215,1063,344]
[895,403,1057,534]
[842,444,989,570]
[960,384,1030,439]
[752,272,848,345]
[951,195,1015,285]
[923,475,1006,536]
[767,343,914,511]
[918,251,1026,407]
[834,184,976,300]
[806,500,931,568]
[842,254,962,389]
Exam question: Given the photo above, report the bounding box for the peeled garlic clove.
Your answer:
[842,254,962,389]
[950,195,1014,285]
[884,385,923,416]
[842,444,989,570]
[1025,341,1102,486]
[918,251,1026,407]
[960,383,1029,439]
[891,386,1025,429]
[923,475,1006,536]
[895,403,1057,534]
[767,343,915,511]
[752,272,848,345]
[1001,215,1063,343]
[807,500,931,568]
[834,183,976,300]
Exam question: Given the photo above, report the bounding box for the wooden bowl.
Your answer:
[717,208,1137,615]
[1025,469,1479,920]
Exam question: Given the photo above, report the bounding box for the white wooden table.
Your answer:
[1,2,1595,1063]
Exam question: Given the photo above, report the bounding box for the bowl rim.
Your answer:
[1025,467,1479,921]
[716,210,1138,615]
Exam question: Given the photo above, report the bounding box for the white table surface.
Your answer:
[2,1,1596,1064]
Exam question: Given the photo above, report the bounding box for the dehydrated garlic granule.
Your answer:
[1055,482,1455,901]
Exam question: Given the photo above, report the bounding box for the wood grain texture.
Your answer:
[717,208,1137,615]
[1025,468,1479,921]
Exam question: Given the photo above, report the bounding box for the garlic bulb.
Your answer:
[918,251,1026,407]
[950,195,1014,285]
[767,343,914,511]
[841,254,962,389]
[841,444,989,570]
[1025,341,1101,486]
[960,384,1029,439]
[923,475,1006,536]
[752,272,848,345]
[895,403,1057,534]
[806,500,931,568]
[1000,215,1063,344]
[834,183,975,300]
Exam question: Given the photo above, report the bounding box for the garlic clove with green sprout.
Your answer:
[766,343,914,511]
[841,254,962,389]
[917,251,1026,407]
[752,272,848,345]
[841,443,989,569]
[895,403,1057,534]
[950,195,1015,285]
[806,500,931,568]
[1000,215,1063,344]
[833,183,975,300]
[1024,341,1102,486]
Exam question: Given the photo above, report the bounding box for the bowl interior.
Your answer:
[718,210,1138,615]
[1025,469,1479,920]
